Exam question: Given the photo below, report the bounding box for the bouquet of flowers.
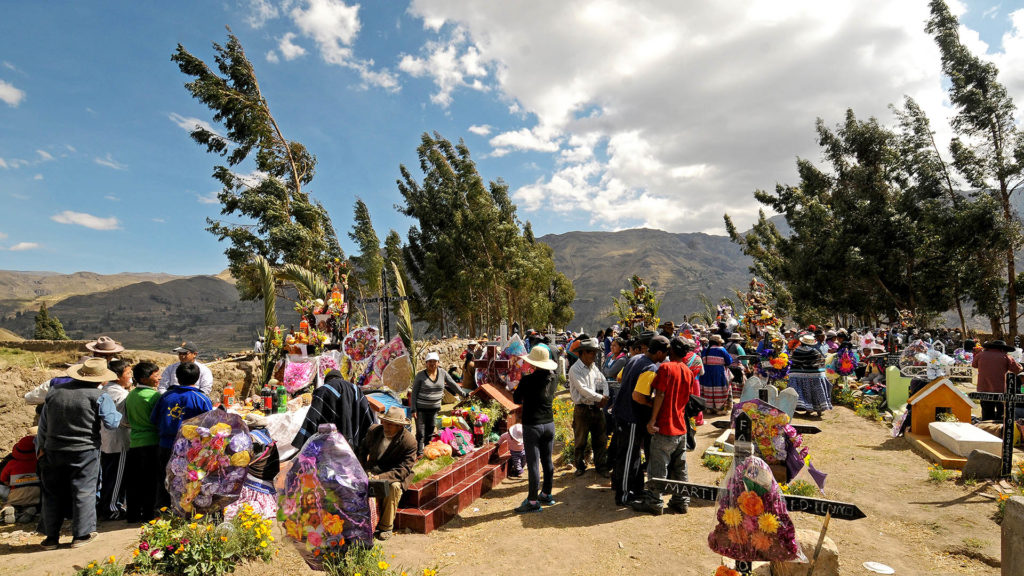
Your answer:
[834,347,858,376]
[278,423,372,565]
[708,455,801,562]
[953,348,974,366]
[283,359,317,394]
[166,411,252,517]
[318,351,341,380]
[757,337,790,381]
[343,326,380,362]
[373,336,408,382]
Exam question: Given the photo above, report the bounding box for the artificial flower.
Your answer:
[737,490,764,517]
[751,531,773,551]
[722,507,742,527]
[758,513,780,534]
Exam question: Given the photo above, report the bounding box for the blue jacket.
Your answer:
[151,385,213,448]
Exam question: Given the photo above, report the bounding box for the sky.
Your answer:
[1,0,1024,275]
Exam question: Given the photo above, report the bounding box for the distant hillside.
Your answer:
[0,270,180,317]
[539,228,752,330]
[0,275,294,357]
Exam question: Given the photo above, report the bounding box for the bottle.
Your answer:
[299,318,309,334]
[261,383,274,413]
[222,383,235,409]
[276,384,288,413]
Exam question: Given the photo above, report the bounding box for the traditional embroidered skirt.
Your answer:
[223,476,278,520]
[788,372,833,412]
[702,383,731,410]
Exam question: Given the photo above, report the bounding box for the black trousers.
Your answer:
[155,447,172,509]
[97,450,127,520]
[980,400,1004,422]
[572,404,608,472]
[414,408,438,454]
[610,419,648,504]
[125,445,162,522]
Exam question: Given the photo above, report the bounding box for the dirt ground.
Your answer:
[0,393,1007,576]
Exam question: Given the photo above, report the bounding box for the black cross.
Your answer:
[646,412,865,575]
[968,372,1023,478]
[354,267,410,341]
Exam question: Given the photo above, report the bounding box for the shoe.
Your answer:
[71,532,98,548]
[537,493,556,506]
[514,500,542,514]
[630,499,664,516]
[574,466,587,477]
[375,530,393,541]
[40,538,60,551]
[667,501,689,514]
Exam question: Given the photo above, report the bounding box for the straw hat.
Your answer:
[85,336,124,355]
[67,358,117,383]
[798,332,818,346]
[522,345,558,371]
[380,406,410,426]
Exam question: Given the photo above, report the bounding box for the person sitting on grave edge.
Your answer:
[972,339,1022,421]
[358,407,417,541]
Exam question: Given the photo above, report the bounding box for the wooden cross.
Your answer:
[968,372,1023,478]
[647,412,865,575]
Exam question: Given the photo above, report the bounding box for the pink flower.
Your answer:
[139,541,150,551]
[306,530,323,548]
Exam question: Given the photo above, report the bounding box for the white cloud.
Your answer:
[197,191,220,204]
[33,174,43,180]
[468,124,492,136]
[241,0,282,28]
[94,153,127,170]
[152,218,166,223]
[0,157,29,169]
[266,50,280,63]
[1,61,17,72]
[279,32,307,60]
[36,149,53,162]
[0,79,26,107]
[403,0,1024,233]
[105,195,118,201]
[9,242,39,251]
[168,112,218,136]
[65,144,76,153]
[51,210,120,230]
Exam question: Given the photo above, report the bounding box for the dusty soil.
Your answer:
[0,398,1006,576]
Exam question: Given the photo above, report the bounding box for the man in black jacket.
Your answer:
[292,370,374,451]
[358,407,417,540]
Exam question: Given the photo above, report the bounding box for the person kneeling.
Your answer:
[358,407,416,541]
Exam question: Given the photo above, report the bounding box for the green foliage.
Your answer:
[171,31,342,300]
[391,261,418,375]
[131,506,273,576]
[33,303,67,340]
[610,275,661,331]
[72,556,125,576]
[927,463,955,483]
[396,132,574,335]
[384,229,410,317]
[700,454,731,472]
[410,454,456,485]
[320,543,439,576]
[780,480,819,497]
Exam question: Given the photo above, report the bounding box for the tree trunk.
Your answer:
[955,297,966,336]
[1002,187,1018,339]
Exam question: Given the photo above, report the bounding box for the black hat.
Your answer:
[648,335,670,354]
[638,330,656,345]
[982,340,1015,352]
[670,336,692,356]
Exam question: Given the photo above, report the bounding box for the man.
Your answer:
[972,340,1023,421]
[24,336,124,406]
[636,337,699,515]
[358,407,417,541]
[158,342,213,396]
[36,358,122,550]
[97,358,132,521]
[568,337,609,477]
[659,321,676,339]
[292,369,374,451]
[610,335,668,506]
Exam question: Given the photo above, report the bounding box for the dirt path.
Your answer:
[0,405,1003,576]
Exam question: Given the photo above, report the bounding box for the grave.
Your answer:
[904,377,976,469]
[928,421,1002,458]
[968,372,1024,477]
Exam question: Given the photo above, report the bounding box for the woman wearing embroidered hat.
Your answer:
[411,351,465,457]
[511,345,558,513]
[788,332,832,417]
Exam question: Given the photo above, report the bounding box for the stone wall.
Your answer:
[0,340,91,353]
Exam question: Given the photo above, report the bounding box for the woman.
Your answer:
[410,352,463,456]
[602,338,629,380]
[511,345,558,513]
[789,332,833,416]
[700,335,733,415]
[724,333,747,400]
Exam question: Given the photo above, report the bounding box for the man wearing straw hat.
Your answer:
[36,358,123,550]
[568,337,609,478]
[359,407,417,541]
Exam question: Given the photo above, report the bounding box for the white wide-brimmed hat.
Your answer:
[522,345,557,371]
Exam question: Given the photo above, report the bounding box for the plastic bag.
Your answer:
[708,455,802,562]
[343,326,380,362]
[278,423,372,564]
[166,410,252,517]
[283,359,317,394]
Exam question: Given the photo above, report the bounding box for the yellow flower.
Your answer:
[260,541,268,548]
[221,536,229,542]
[758,513,780,534]
[423,570,437,576]
[379,561,390,570]
[206,525,214,532]
[268,536,275,542]
[107,556,116,564]
[402,572,408,576]
[149,520,157,525]
[96,571,103,575]
[132,550,139,558]
[88,564,95,569]
[189,523,198,530]
[193,513,204,520]
[722,507,743,528]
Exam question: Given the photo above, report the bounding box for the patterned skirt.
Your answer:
[702,383,731,411]
[788,372,833,412]
[223,476,278,520]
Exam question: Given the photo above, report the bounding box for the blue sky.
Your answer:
[1,0,1023,275]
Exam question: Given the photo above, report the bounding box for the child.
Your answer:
[223,413,280,520]
[98,358,132,521]
[151,362,212,507]
[499,423,525,477]
[0,433,40,525]
[125,361,162,522]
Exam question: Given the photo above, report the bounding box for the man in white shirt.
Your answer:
[568,337,610,478]
[158,341,213,396]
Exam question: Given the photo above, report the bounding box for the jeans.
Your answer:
[125,445,162,521]
[610,419,648,503]
[646,433,689,507]
[97,450,127,520]
[572,404,608,472]
[523,422,555,501]
[41,449,99,540]
[415,407,439,454]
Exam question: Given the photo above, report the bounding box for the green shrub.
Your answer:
[927,463,955,483]
[701,454,731,472]
[780,479,819,497]
[72,557,125,576]
[320,543,440,576]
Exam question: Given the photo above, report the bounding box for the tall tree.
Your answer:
[927,1,1024,337]
[171,31,342,299]
[348,198,384,326]
[34,303,67,340]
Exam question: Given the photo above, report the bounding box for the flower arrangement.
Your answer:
[708,455,800,562]
[713,567,740,576]
[343,326,380,362]
[757,341,790,381]
[835,348,858,376]
[133,505,273,576]
[952,348,974,366]
[283,360,317,394]
[278,423,372,566]
[319,353,341,380]
[733,400,806,466]
[167,411,252,517]
[373,336,408,382]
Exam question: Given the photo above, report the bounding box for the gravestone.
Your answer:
[961,449,1003,479]
[776,388,800,418]
[928,422,1002,458]
[741,378,778,406]
[967,372,1024,477]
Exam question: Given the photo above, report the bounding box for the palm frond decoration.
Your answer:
[277,263,329,301]
[253,254,278,392]
[390,260,417,375]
